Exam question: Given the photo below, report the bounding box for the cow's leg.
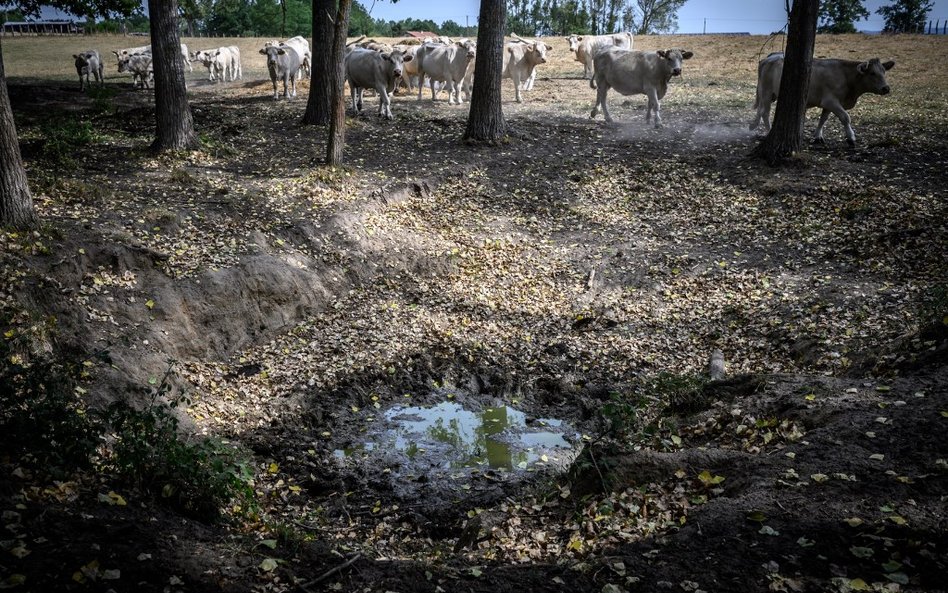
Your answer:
[379,84,392,119]
[291,74,297,98]
[647,89,662,127]
[513,70,523,103]
[452,80,462,105]
[814,109,832,145]
[429,78,438,102]
[273,75,280,99]
[833,104,855,147]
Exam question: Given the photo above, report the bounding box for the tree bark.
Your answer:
[0,36,36,229]
[326,0,352,165]
[463,0,507,144]
[148,0,199,152]
[753,0,818,165]
[303,0,335,126]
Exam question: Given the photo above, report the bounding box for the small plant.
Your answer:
[39,117,100,173]
[100,361,256,521]
[85,85,118,114]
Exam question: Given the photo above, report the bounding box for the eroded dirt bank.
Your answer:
[3,33,948,593]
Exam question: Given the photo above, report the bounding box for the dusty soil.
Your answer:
[1,34,947,593]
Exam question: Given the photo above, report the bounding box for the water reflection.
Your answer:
[377,402,572,469]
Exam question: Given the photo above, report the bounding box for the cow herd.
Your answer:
[70,32,897,145]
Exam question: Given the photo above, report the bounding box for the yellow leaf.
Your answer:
[844,517,864,527]
[3,330,14,339]
[849,578,870,591]
[810,473,829,483]
[1,574,27,588]
[804,394,816,401]
[259,558,278,572]
[887,515,907,525]
[268,463,279,474]
[108,491,127,506]
[145,299,154,309]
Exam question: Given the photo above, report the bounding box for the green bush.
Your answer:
[39,118,100,172]
[100,362,256,521]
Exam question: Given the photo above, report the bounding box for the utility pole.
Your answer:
[703,17,706,34]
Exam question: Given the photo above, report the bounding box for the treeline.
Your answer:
[84,1,477,38]
[508,0,688,36]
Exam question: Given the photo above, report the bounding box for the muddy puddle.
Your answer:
[333,399,582,504]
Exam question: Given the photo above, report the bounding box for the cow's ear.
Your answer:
[258,49,267,55]
[382,53,392,62]
[577,36,583,41]
[73,54,80,59]
[112,50,120,56]
[657,50,668,58]
[682,51,694,60]
[857,61,870,74]
[883,60,895,71]
[403,54,413,62]
[277,48,286,55]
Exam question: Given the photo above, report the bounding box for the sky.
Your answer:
[366,0,948,34]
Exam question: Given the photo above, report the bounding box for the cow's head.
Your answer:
[457,39,476,60]
[657,49,693,77]
[259,46,287,67]
[385,49,411,78]
[566,35,582,53]
[528,41,549,65]
[857,58,895,96]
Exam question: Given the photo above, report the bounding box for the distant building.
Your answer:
[1,20,83,35]
[405,31,439,40]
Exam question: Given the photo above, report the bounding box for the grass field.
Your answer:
[4,33,946,115]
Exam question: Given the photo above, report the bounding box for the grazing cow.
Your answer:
[590,48,694,126]
[345,48,412,119]
[415,39,476,104]
[566,32,634,80]
[750,52,895,146]
[503,40,551,102]
[73,50,103,90]
[192,46,241,82]
[117,53,154,89]
[264,36,311,79]
[259,45,301,99]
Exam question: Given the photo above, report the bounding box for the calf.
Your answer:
[117,53,153,90]
[590,48,693,126]
[503,40,551,102]
[415,40,476,105]
[751,52,895,146]
[192,46,241,82]
[114,43,191,73]
[259,45,301,99]
[73,50,103,90]
[566,32,634,80]
[345,48,412,119]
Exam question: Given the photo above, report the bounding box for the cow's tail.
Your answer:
[590,76,596,90]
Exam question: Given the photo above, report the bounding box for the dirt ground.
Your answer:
[1,34,947,593]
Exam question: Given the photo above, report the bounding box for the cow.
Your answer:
[590,48,694,127]
[393,44,423,91]
[345,48,412,119]
[750,52,896,146]
[415,39,476,104]
[113,43,192,72]
[117,53,153,90]
[259,45,301,99]
[566,32,634,81]
[73,50,103,90]
[264,36,311,79]
[503,39,551,102]
[192,46,241,82]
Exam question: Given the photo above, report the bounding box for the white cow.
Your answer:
[566,32,634,81]
[415,40,476,104]
[750,52,896,146]
[117,53,154,89]
[590,48,694,127]
[265,36,311,79]
[113,43,192,72]
[345,48,413,119]
[73,50,103,90]
[503,39,551,102]
[192,46,241,82]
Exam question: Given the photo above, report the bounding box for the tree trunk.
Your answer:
[753,0,818,165]
[303,0,335,126]
[0,36,36,229]
[463,0,507,144]
[326,0,352,165]
[148,0,199,152]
